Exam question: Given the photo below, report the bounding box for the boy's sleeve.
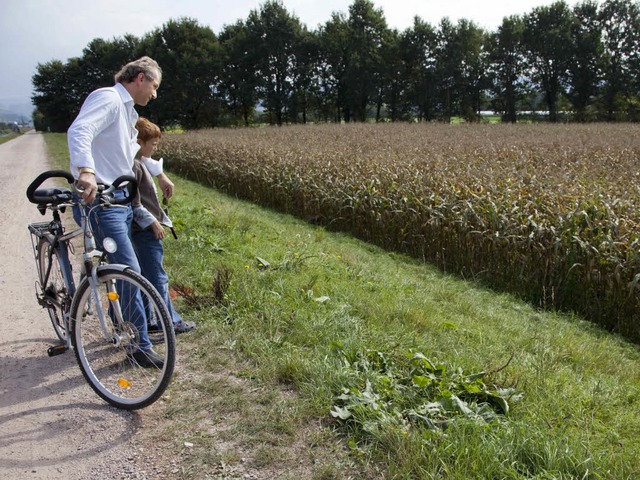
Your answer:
[133,205,158,230]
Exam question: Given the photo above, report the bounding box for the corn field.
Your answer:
[158,123,640,342]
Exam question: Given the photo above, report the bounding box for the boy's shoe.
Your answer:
[147,323,165,344]
[128,349,165,368]
[148,332,165,345]
[174,320,196,334]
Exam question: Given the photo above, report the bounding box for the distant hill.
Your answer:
[0,100,33,123]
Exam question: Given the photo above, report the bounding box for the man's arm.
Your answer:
[156,172,174,199]
[141,157,174,198]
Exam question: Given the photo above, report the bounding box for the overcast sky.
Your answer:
[1,0,575,116]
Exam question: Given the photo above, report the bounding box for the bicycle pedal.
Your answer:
[47,345,68,357]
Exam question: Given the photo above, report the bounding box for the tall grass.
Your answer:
[158,123,640,341]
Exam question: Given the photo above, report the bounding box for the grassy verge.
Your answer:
[42,132,640,479]
[0,132,20,145]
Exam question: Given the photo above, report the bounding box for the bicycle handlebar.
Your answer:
[107,175,138,205]
[26,170,75,204]
[26,170,138,207]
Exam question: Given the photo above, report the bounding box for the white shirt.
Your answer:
[141,156,164,176]
[68,83,141,184]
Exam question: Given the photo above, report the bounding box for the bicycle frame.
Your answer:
[28,175,139,351]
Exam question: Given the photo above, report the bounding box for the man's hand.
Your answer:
[157,173,174,199]
[151,221,165,240]
[76,172,98,203]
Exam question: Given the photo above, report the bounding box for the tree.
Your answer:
[140,18,221,129]
[288,29,322,124]
[434,18,458,121]
[566,1,603,121]
[598,0,640,120]
[80,35,141,98]
[489,15,527,123]
[32,2,640,127]
[452,19,491,121]
[343,0,389,122]
[246,0,305,125]
[380,28,410,121]
[31,59,84,132]
[217,21,259,126]
[318,12,351,122]
[434,18,490,122]
[402,17,439,121]
[31,34,144,132]
[523,1,575,122]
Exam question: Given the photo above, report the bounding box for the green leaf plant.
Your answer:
[330,345,521,444]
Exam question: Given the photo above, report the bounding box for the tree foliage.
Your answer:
[139,18,221,129]
[32,0,640,131]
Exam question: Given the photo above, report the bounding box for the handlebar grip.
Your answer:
[26,170,75,204]
[110,175,138,205]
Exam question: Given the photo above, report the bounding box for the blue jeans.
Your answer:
[131,228,183,326]
[73,192,152,351]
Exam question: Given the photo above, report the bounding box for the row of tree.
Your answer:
[32,0,640,131]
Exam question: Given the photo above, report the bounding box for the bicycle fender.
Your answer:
[96,264,131,275]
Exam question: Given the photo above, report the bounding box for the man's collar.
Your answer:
[114,82,134,105]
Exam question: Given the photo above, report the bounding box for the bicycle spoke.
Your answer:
[71,268,175,410]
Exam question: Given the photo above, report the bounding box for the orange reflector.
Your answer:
[118,378,131,388]
[107,292,119,300]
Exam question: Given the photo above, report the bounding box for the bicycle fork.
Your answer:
[84,257,138,350]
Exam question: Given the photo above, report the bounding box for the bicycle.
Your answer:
[26,170,176,410]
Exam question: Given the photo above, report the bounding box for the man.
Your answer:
[68,56,164,368]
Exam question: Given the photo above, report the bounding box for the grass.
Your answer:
[41,132,640,479]
[0,132,20,145]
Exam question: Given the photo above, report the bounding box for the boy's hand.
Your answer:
[151,221,165,240]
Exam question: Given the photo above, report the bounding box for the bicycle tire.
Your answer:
[70,266,176,410]
[37,238,70,342]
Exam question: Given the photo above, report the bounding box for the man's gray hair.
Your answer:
[114,56,162,84]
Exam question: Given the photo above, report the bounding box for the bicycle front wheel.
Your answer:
[70,267,176,410]
[37,238,71,342]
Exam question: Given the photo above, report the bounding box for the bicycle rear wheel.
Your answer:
[70,267,176,410]
[37,238,71,342]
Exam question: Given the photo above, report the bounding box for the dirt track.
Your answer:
[0,132,161,479]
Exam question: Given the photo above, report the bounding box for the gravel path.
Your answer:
[0,132,165,479]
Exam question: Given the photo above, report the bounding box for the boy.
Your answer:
[132,117,195,334]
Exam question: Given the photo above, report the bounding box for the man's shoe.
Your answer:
[174,320,196,334]
[129,349,165,368]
